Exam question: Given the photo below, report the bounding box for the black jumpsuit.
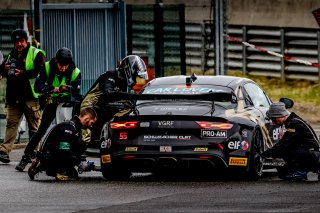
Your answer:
[263,112,320,172]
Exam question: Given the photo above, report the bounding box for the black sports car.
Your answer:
[100,74,293,180]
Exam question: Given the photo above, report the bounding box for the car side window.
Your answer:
[243,83,270,108]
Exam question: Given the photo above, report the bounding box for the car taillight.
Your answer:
[110,121,138,129]
[196,121,233,129]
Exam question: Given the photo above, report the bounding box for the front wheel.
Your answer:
[247,128,264,180]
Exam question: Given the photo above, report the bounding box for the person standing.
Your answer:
[15,47,81,171]
[0,29,46,163]
[261,102,320,181]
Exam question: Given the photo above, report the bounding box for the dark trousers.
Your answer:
[282,147,320,172]
[24,104,58,157]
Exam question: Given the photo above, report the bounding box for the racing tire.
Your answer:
[247,128,264,180]
[101,164,132,181]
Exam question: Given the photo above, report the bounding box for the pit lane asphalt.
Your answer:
[1,142,320,212]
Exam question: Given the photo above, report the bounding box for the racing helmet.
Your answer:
[55,47,73,65]
[119,55,148,87]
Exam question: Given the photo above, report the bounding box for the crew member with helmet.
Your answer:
[0,29,46,163]
[80,55,148,144]
[16,47,81,171]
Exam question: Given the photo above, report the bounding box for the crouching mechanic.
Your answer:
[261,102,320,181]
[28,108,97,181]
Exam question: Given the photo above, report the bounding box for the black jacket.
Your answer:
[263,112,319,158]
[41,116,85,164]
[81,70,128,109]
[0,44,46,104]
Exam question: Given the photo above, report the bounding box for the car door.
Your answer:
[243,82,282,146]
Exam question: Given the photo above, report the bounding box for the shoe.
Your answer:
[0,151,10,163]
[284,170,308,181]
[28,159,42,180]
[15,155,31,171]
[55,173,70,181]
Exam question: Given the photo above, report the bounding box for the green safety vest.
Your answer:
[8,46,46,98]
[45,61,80,101]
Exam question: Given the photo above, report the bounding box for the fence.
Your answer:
[131,21,320,81]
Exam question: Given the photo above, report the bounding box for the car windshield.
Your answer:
[140,85,234,107]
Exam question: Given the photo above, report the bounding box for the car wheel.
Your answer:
[247,128,264,180]
[101,164,132,181]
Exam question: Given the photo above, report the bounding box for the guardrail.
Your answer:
[132,22,320,81]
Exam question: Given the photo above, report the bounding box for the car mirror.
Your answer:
[279,97,294,109]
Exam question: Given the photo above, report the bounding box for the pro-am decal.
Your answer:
[201,129,227,138]
[143,135,192,142]
[229,157,247,166]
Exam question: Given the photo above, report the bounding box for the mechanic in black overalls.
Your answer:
[261,102,320,181]
[80,55,148,144]
[28,108,97,180]
[16,48,81,171]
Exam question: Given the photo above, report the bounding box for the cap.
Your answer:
[266,102,290,118]
[11,29,28,43]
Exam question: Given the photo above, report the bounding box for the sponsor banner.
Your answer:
[101,154,111,164]
[201,130,227,138]
[229,157,247,166]
[125,147,138,152]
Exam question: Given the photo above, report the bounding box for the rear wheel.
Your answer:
[247,128,264,180]
[101,163,132,181]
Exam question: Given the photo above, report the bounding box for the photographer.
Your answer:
[0,29,46,163]
[15,47,81,171]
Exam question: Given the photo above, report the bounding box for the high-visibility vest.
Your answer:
[45,61,80,101]
[7,46,46,98]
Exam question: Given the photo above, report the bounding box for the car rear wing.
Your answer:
[109,91,234,102]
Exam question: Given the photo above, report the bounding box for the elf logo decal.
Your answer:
[201,130,227,138]
[228,141,249,150]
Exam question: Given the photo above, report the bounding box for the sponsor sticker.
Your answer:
[158,121,175,128]
[201,130,227,138]
[287,128,296,133]
[229,157,247,166]
[125,147,138,152]
[194,147,208,152]
[101,154,111,164]
[160,146,172,152]
[143,135,192,142]
[228,141,249,150]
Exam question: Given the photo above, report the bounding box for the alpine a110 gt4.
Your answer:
[100,74,293,180]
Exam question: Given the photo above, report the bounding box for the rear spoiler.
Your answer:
[110,91,233,102]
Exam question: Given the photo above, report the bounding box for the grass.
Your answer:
[227,71,320,125]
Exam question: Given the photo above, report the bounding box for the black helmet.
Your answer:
[55,47,73,65]
[11,29,28,43]
[119,55,148,87]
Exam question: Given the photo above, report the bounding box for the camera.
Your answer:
[7,59,17,77]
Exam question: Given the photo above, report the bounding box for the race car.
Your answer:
[100,74,293,180]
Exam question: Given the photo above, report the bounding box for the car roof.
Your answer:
[147,75,252,88]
